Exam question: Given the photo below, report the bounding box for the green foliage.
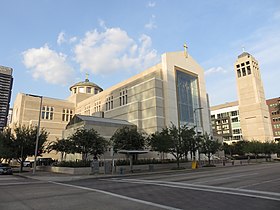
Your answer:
[149,124,196,168]
[111,126,146,151]
[68,128,108,161]
[0,125,48,171]
[200,133,222,165]
[0,128,14,161]
[46,138,74,161]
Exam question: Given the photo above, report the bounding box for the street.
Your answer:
[0,162,280,210]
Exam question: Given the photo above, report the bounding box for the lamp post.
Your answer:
[193,107,203,162]
[194,107,203,137]
[26,94,43,175]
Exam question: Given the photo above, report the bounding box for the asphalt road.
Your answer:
[1,162,280,210]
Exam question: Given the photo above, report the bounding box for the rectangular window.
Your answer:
[42,106,54,120]
[62,108,73,121]
[106,96,114,111]
[237,70,241,77]
[176,70,200,126]
[247,66,251,75]
[86,87,91,93]
[232,117,239,122]
[242,68,246,76]
[119,89,128,106]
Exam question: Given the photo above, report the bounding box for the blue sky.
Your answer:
[1,0,280,106]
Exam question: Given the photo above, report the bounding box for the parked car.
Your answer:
[23,161,31,167]
[0,163,13,175]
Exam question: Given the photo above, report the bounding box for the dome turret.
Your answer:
[69,75,103,95]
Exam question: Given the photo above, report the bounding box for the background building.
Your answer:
[0,65,13,131]
[266,97,280,141]
[211,101,242,144]
[211,97,279,143]
[234,52,273,142]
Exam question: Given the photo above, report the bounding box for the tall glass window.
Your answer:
[176,70,200,126]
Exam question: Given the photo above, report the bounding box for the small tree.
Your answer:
[200,133,222,165]
[69,128,108,161]
[149,130,173,161]
[46,138,74,161]
[0,128,15,163]
[111,126,147,171]
[244,141,262,161]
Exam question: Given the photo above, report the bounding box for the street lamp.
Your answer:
[26,94,43,175]
[193,107,203,136]
[193,107,203,163]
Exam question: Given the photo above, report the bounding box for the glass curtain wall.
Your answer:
[176,70,200,127]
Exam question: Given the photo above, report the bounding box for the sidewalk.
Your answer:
[14,160,269,182]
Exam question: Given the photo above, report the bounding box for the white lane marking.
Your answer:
[49,181,182,210]
[192,173,259,184]
[108,178,280,202]
[238,177,280,189]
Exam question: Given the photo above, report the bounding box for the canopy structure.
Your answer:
[117,150,149,155]
[117,150,149,172]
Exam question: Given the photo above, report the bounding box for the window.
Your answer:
[84,105,90,115]
[222,119,228,124]
[176,70,199,126]
[246,61,250,65]
[241,63,245,66]
[233,129,241,134]
[247,66,251,75]
[232,117,239,122]
[42,106,54,120]
[94,100,101,112]
[106,96,114,111]
[86,87,92,94]
[231,111,238,116]
[222,125,229,129]
[237,70,241,77]
[62,109,73,122]
[79,87,85,93]
[119,89,128,106]
[242,68,246,76]
[236,64,240,68]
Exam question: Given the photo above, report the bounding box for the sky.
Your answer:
[1,0,280,107]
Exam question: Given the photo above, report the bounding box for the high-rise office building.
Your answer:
[234,52,273,141]
[0,65,13,131]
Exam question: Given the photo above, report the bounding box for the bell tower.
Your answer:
[234,52,273,141]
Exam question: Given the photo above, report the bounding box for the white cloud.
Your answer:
[69,36,77,43]
[22,44,74,85]
[57,32,66,45]
[145,15,157,29]
[57,31,77,45]
[74,27,159,75]
[205,66,227,76]
[147,1,156,8]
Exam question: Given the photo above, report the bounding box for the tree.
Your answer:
[149,130,173,161]
[111,126,147,171]
[111,126,146,152]
[200,133,222,165]
[46,138,74,161]
[244,141,262,161]
[0,128,15,162]
[180,125,196,161]
[69,128,108,161]
[13,125,48,172]
[149,124,196,168]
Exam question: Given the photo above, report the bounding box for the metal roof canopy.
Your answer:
[117,150,149,155]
